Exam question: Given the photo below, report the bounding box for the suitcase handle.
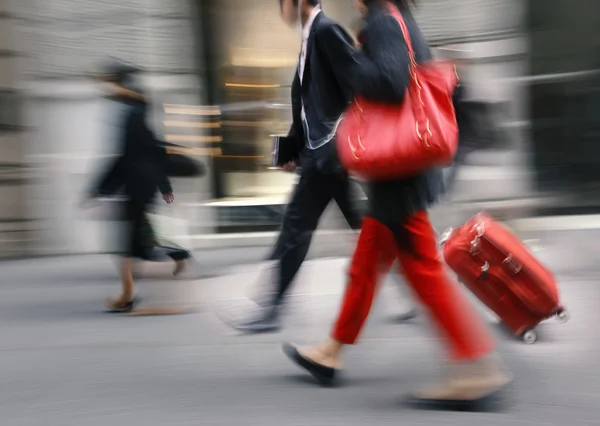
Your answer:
[480,261,489,280]
[473,250,523,277]
[468,220,486,255]
[502,254,522,274]
[468,219,523,276]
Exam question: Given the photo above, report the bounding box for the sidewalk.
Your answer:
[1,242,599,425]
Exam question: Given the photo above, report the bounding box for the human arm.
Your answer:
[316,13,411,104]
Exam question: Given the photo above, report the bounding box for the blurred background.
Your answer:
[0,0,599,257]
[4,1,600,425]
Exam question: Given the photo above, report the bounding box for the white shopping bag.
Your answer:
[246,260,279,305]
[147,208,194,252]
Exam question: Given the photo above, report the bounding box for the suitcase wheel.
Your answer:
[522,329,537,344]
[556,308,570,324]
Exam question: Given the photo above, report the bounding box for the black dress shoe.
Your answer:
[282,343,338,386]
[226,305,281,334]
[104,297,141,314]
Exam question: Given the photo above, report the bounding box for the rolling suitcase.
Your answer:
[441,212,569,344]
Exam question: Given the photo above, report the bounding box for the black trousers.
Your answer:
[267,165,362,304]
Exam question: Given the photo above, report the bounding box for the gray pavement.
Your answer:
[1,229,600,425]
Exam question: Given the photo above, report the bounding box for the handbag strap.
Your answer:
[385,2,417,67]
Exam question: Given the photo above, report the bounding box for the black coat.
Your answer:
[321,3,445,238]
[287,12,355,174]
[91,98,172,205]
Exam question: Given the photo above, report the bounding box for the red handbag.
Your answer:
[336,2,459,181]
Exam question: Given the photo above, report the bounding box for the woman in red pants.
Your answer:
[282,0,512,411]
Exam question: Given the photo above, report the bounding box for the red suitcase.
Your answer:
[441,212,569,344]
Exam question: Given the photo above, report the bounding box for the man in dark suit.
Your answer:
[223,0,364,333]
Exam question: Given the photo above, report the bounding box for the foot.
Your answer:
[173,260,186,276]
[299,344,343,369]
[249,292,277,308]
[282,343,341,386]
[224,304,281,334]
[104,295,139,313]
[408,353,513,411]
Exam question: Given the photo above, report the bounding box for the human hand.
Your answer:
[163,193,175,204]
[282,161,297,172]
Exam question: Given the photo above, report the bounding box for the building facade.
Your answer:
[0,0,525,256]
[0,0,29,257]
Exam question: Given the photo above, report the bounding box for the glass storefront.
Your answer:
[527,0,600,194]
[196,0,359,203]
[191,0,525,231]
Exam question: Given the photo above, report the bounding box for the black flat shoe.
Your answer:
[282,343,338,386]
[104,297,141,314]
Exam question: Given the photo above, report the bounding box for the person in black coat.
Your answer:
[82,61,178,312]
[282,0,512,410]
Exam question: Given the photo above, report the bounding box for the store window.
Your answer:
[528,0,600,192]
[197,0,359,202]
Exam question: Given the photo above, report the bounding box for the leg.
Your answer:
[331,217,397,343]
[282,217,397,383]
[141,213,190,275]
[332,173,363,230]
[162,246,191,276]
[271,167,334,304]
[395,211,495,361]
[268,171,358,264]
[104,257,136,312]
[335,178,416,321]
[226,167,333,332]
[105,203,145,312]
[119,257,134,299]
[394,211,511,408]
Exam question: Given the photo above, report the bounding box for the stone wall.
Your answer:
[9,0,208,256]
[16,0,197,78]
[414,0,523,44]
[0,0,30,257]
[206,0,523,70]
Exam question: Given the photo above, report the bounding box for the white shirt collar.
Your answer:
[302,5,321,40]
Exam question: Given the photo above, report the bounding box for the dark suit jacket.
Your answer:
[91,98,172,205]
[287,12,355,174]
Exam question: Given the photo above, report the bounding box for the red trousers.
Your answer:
[331,212,495,361]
